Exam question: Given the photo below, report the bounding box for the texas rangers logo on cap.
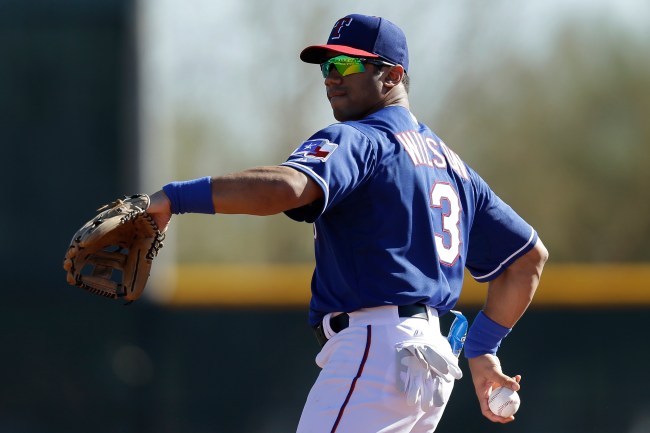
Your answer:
[330,17,353,40]
[300,14,409,73]
[291,139,339,162]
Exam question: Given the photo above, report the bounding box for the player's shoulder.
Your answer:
[311,121,377,145]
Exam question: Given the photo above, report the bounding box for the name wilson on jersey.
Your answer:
[395,131,469,181]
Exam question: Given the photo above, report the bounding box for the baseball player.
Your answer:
[146,14,548,433]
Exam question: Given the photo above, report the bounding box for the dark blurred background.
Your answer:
[2,1,649,432]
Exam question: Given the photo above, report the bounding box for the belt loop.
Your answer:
[322,313,335,340]
[313,323,328,347]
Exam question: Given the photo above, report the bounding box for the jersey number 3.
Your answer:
[430,182,462,266]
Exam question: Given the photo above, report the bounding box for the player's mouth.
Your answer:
[327,89,347,102]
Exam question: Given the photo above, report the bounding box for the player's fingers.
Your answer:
[501,374,521,392]
[152,213,171,233]
[476,389,515,424]
[479,388,517,423]
[493,374,521,391]
[484,369,520,392]
[482,372,518,392]
[481,406,516,423]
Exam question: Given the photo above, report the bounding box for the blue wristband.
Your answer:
[162,176,215,214]
[463,310,512,358]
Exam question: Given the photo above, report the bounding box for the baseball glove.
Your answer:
[63,194,165,302]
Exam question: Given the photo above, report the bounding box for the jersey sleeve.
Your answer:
[281,123,377,223]
[465,169,538,282]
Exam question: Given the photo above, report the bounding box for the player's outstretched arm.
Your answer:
[466,239,548,422]
[211,166,323,215]
[146,165,323,230]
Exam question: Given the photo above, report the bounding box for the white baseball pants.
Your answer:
[297,305,457,433]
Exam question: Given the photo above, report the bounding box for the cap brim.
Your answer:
[300,44,379,64]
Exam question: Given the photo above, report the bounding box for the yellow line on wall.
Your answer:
[164,264,313,307]
[163,263,650,308]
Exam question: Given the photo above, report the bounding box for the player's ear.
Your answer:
[383,64,405,89]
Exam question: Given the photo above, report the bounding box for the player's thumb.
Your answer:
[498,374,521,392]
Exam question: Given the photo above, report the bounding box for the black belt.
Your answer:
[313,304,428,348]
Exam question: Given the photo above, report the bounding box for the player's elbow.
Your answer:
[517,239,548,279]
[278,168,323,211]
[531,238,549,275]
[252,168,321,216]
[509,238,548,299]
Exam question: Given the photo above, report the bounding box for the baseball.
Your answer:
[488,387,520,417]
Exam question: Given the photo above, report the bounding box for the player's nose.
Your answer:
[324,67,343,84]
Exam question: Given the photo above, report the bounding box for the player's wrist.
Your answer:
[463,310,512,358]
[162,176,215,214]
[148,190,171,212]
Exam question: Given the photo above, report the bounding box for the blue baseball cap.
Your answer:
[300,14,409,73]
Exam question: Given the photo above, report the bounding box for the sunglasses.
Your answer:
[320,55,396,79]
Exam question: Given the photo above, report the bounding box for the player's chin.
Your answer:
[332,109,348,122]
[330,104,363,122]
[329,96,352,118]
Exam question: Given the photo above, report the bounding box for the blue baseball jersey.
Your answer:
[282,106,537,326]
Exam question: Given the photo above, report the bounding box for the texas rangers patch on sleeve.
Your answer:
[291,139,338,162]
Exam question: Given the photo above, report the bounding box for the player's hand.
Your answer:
[467,354,521,423]
[147,190,173,233]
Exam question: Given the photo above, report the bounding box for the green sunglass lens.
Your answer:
[320,56,366,78]
[335,62,365,77]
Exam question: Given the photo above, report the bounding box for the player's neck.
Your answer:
[380,89,410,113]
[385,85,409,107]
